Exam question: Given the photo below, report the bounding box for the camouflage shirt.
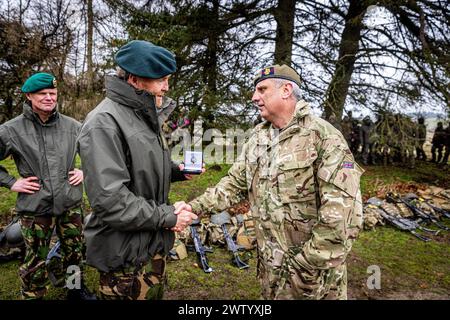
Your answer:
[190,100,363,276]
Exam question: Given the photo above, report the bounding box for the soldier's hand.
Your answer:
[11,177,40,194]
[172,210,197,232]
[174,201,192,214]
[69,168,83,185]
[178,163,206,180]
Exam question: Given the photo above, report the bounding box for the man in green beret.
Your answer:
[78,40,198,300]
[0,72,95,300]
[177,64,364,299]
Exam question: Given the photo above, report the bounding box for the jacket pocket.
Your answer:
[62,180,83,210]
[277,159,316,203]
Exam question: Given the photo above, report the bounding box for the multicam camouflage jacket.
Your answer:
[190,100,364,276]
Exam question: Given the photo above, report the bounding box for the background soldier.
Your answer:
[431,122,445,163]
[177,64,364,300]
[441,124,450,165]
[341,114,352,146]
[0,73,94,300]
[415,117,427,161]
[360,115,373,165]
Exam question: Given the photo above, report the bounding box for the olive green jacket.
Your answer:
[78,75,185,272]
[0,103,82,215]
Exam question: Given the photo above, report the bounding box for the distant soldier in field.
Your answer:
[431,122,445,163]
[341,113,352,146]
[360,116,373,165]
[0,73,95,300]
[415,117,427,161]
[441,124,450,165]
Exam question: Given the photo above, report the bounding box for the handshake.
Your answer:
[171,201,197,232]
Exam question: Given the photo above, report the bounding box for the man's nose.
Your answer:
[251,92,259,103]
[162,79,169,91]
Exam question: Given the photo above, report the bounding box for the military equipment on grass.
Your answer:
[386,192,449,231]
[190,220,213,273]
[0,216,25,263]
[403,193,450,219]
[366,198,435,241]
[211,211,249,269]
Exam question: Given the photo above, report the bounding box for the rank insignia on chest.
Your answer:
[342,161,354,169]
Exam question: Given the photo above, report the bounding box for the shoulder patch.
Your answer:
[342,161,354,169]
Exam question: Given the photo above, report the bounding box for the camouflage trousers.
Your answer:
[258,258,347,300]
[18,207,84,300]
[98,254,167,300]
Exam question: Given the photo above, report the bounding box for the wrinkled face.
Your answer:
[251,79,284,122]
[26,89,58,114]
[130,75,170,108]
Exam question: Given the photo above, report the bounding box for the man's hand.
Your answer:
[178,163,206,180]
[11,177,40,194]
[68,168,83,185]
[172,201,196,232]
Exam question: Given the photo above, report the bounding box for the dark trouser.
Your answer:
[98,254,167,300]
[18,207,84,299]
[442,146,449,164]
[416,145,426,160]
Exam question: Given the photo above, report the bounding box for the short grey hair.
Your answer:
[273,78,301,101]
[116,66,131,80]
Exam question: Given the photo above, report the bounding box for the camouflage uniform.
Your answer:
[19,207,83,299]
[98,254,167,300]
[190,101,364,300]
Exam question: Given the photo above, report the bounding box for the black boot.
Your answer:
[67,283,97,300]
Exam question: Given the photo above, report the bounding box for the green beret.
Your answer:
[253,64,301,87]
[21,73,57,93]
[115,40,177,79]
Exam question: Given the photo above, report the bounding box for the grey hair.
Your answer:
[273,78,301,101]
[116,66,131,80]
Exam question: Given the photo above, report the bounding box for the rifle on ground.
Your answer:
[211,211,249,270]
[386,192,449,231]
[221,224,249,269]
[189,221,213,273]
[366,198,435,241]
[403,193,450,219]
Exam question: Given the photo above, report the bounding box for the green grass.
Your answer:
[1,157,449,299]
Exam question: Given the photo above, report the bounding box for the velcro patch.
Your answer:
[342,161,354,169]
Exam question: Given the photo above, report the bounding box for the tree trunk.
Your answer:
[86,0,94,95]
[202,0,219,127]
[273,0,296,65]
[323,0,369,125]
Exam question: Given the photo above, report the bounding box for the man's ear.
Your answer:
[25,93,32,101]
[281,82,293,99]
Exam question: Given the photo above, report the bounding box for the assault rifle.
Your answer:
[221,224,249,270]
[366,198,435,241]
[403,193,450,220]
[386,192,449,231]
[190,221,213,273]
[211,211,249,269]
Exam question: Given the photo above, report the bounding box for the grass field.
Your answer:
[0,157,449,300]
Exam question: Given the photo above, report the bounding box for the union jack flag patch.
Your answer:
[343,161,354,169]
